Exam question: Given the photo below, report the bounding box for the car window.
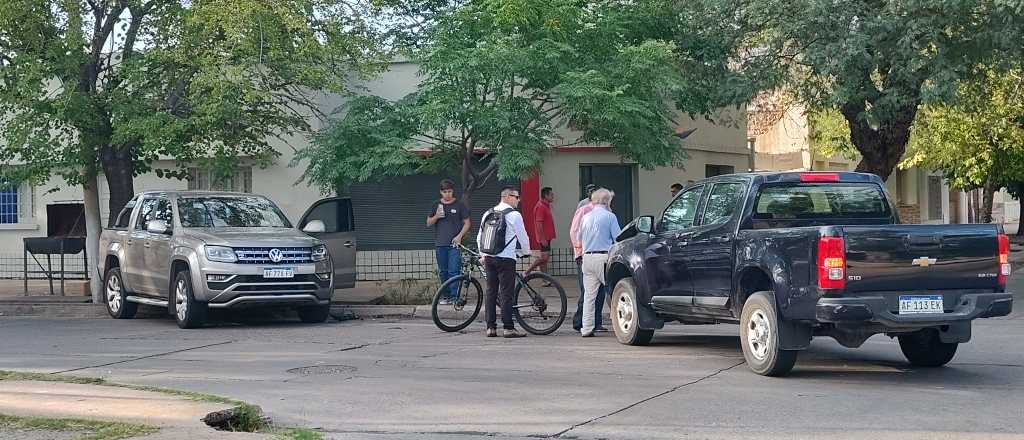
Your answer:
[661,186,703,232]
[302,199,354,233]
[113,198,138,229]
[754,183,890,219]
[134,198,158,230]
[701,182,745,226]
[153,198,173,226]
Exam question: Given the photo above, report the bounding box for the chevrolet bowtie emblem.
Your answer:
[912,257,937,267]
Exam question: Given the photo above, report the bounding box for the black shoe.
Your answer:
[503,329,527,338]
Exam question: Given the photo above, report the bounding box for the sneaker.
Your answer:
[594,326,609,333]
[439,298,453,305]
[581,331,595,338]
[502,329,527,338]
[485,328,497,338]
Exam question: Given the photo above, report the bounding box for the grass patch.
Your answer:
[0,413,156,440]
[377,278,438,305]
[273,427,325,440]
[0,370,268,432]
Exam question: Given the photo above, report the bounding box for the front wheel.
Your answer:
[173,270,207,329]
[898,329,958,367]
[432,275,483,332]
[611,277,654,346]
[104,267,137,319]
[740,291,798,376]
[513,272,567,335]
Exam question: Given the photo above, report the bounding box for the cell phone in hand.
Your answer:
[436,203,446,218]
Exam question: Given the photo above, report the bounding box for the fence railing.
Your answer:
[356,248,580,281]
[0,249,580,283]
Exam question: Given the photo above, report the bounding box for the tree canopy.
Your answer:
[296,0,746,204]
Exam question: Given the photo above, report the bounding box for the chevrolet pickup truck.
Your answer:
[98,191,357,328]
[606,171,1014,376]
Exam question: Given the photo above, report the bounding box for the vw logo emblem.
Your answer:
[268,248,284,263]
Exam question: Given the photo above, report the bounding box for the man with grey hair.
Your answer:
[576,188,621,337]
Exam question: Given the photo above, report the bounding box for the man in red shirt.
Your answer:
[527,187,556,274]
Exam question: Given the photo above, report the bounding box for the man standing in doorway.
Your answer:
[670,183,683,198]
[577,188,621,337]
[527,187,556,275]
[569,191,606,332]
[426,179,470,304]
[477,187,531,338]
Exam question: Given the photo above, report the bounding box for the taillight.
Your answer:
[800,173,840,183]
[818,236,846,289]
[998,234,1010,286]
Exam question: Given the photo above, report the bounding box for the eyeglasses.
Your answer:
[508,194,520,199]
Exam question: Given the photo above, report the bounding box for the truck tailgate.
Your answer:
[842,224,1001,292]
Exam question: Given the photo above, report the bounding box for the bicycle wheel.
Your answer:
[513,272,567,335]
[432,275,483,332]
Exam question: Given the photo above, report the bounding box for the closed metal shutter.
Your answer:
[349,173,515,250]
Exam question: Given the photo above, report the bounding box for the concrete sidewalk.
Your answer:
[0,380,271,439]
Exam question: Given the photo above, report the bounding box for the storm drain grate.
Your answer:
[286,364,358,376]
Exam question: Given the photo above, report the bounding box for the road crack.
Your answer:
[550,361,744,438]
[50,340,234,374]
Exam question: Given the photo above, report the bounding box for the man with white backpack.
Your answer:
[477,186,531,338]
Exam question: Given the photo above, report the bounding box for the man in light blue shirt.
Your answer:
[576,188,621,337]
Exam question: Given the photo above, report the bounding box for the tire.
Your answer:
[514,272,567,335]
[298,305,331,323]
[898,328,958,367]
[104,267,137,319]
[431,275,483,332]
[739,291,798,376]
[611,277,654,346]
[173,269,207,329]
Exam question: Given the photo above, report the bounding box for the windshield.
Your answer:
[177,196,292,228]
[754,183,891,219]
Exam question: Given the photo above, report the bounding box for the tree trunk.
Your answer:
[842,102,919,182]
[99,145,135,227]
[982,183,996,224]
[82,175,103,303]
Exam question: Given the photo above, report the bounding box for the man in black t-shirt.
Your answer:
[426,179,471,304]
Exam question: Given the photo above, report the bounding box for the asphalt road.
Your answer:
[1,284,1022,439]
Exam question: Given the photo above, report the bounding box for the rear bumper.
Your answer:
[816,293,1013,328]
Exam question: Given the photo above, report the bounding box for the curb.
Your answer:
[331,304,607,323]
[0,303,107,319]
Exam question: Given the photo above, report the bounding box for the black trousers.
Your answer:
[484,256,516,330]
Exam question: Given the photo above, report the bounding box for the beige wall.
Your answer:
[537,148,750,248]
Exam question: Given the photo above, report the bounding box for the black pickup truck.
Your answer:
[606,171,1013,376]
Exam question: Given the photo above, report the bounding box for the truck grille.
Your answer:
[233,247,313,264]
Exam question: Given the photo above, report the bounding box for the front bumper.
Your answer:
[193,261,333,309]
[816,292,1013,328]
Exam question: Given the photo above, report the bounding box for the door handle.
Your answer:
[710,235,730,244]
[143,242,151,248]
[343,241,353,248]
[677,241,689,247]
[126,240,134,245]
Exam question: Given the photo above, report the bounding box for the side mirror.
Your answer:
[302,220,326,233]
[635,215,654,234]
[146,220,170,235]
[616,215,655,241]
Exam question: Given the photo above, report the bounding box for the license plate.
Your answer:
[263,267,294,279]
[899,295,943,315]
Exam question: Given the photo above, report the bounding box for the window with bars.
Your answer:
[0,181,29,225]
[187,167,252,193]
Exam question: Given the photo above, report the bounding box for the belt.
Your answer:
[584,251,609,254]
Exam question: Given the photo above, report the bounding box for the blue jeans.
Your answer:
[574,257,604,330]
[436,246,462,299]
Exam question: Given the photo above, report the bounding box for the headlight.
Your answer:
[311,244,328,262]
[206,246,237,263]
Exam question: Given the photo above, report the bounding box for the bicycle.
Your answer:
[431,244,567,335]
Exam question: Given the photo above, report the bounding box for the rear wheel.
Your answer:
[104,267,137,319]
[432,275,483,332]
[298,305,331,323]
[611,277,654,346]
[513,272,567,335]
[740,291,798,376]
[898,328,958,367]
[173,270,207,329]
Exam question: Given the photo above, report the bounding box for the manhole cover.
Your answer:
[286,365,358,376]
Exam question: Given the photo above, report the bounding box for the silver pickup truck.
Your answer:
[98,191,357,328]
